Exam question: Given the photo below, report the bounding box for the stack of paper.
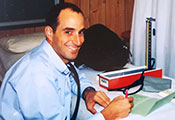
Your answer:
[131,92,175,116]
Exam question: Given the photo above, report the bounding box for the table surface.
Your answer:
[79,66,175,120]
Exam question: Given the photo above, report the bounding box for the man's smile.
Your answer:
[67,44,80,53]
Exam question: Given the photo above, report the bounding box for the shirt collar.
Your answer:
[41,39,71,75]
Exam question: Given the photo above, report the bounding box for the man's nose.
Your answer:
[73,34,84,46]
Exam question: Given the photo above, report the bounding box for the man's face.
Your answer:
[51,8,85,63]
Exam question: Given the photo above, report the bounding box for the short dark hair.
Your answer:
[46,2,84,32]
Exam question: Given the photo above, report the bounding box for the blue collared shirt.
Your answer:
[0,39,104,120]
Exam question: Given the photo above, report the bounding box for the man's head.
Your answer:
[45,2,85,64]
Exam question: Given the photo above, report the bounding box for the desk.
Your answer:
[79,66,175,120]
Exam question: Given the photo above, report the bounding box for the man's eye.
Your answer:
[79,31,84,35]
[65,31,71,34]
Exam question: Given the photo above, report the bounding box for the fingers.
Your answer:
[101,96,133,120]
[85,98,97,114]
[83,90,99,114]
[85,91,110,114]
[114,95,124,101]
[112,96,134,110]
[94,91,110,107]
[130,102,134,108]
[87,103,97,114]
[127,96,134,102]
[127,96,134,108]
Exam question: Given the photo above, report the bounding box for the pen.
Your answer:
[125,89,128,98]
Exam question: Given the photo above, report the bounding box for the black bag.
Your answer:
[75,24,131,71]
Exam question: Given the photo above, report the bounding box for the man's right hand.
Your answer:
[101,96,134,120]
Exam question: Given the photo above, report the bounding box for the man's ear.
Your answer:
[45,26,54,45]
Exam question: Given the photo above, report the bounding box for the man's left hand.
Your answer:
[83,89,110,114]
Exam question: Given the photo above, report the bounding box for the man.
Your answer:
[0,2,133,120]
